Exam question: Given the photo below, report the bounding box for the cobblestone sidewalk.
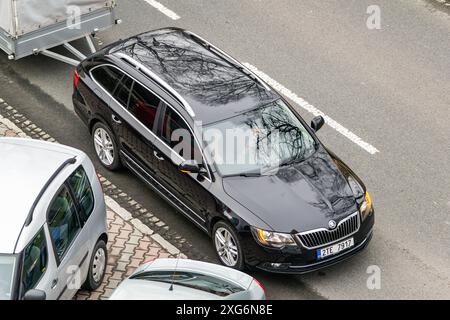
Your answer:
[0,111,184,300]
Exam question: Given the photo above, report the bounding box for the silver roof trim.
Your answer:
[185,30,272,92]
[115,52,196,118]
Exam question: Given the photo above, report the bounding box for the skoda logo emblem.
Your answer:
[328,220,337,230]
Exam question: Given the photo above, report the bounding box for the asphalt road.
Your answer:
[1,0,450,299]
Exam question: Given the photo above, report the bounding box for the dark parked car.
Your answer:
[73,28,374,274]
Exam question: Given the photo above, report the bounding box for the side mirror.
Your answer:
[24,289,46,301]
[178,160,207,175]
[311,116,325,132]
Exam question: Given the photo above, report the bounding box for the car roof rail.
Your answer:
[14,156,77,253]
[184,30,272,92]
[114,52,196,118]
[25,157,77,227]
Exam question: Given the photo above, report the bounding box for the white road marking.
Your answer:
[143,0,180,20]
[243,63,380,155]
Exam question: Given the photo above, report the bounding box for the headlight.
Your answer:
[359,191,373,221]
[348,175,364,198]
[251,227,296,248]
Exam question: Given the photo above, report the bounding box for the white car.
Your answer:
[110,258,266,300]
[0,138,108,300]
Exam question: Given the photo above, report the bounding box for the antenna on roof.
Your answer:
[169,252,182,291]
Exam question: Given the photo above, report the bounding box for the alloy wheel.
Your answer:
[214,227,239,267]
[93,127,115,166]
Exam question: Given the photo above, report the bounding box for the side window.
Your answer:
[160,107,201,163]
[128,82,160,131]
[113,75,134,107]
[47,187,81,262]
[67,166,94,223]
[22,229,48,292]
[91,66,123,94]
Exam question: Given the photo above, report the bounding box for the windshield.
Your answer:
[203,99,316,176]
[132,271,244,297]
[0,255,17,300]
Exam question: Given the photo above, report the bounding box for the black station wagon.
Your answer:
[73,28,374,273]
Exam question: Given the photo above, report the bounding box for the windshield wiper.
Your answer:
[239,172,262,177]
[223,172,262,178]
[279,155,305,168]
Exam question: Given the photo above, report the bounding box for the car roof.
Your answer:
[109,28,280,124]
[0,138,81,254]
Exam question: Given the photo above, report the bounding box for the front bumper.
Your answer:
[242,210,374,274]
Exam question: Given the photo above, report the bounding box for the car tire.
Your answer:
[91,122,121,171]
[82,239,107,291]
[212,221,245,271]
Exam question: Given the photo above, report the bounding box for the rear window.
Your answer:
[0,255,17,300]
[131,271,244,297]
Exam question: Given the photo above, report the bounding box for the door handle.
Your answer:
[112,114,122,124]
[51,278,58,289]
[154,151,165,161]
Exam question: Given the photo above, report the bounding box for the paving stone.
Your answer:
[110,271,125,281]
[111,238,126,249]
[115,262,128,272]
[118,253,132,263]
[106,279,121,290]
[122,243,137,254]
[127,235,141,245]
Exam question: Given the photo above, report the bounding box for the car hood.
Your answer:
[222,148,358,233]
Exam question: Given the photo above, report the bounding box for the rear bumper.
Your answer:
[242,210,375,274]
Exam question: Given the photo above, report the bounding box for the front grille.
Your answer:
[297,212,360,249]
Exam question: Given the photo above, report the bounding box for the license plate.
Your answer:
[316,238,354,260]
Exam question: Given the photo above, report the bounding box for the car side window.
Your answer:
[91,66,123,94]
[67,166,94,223]
[47,186,81,263]
[22,228,48,292]
[159,106,202,163]
[128,81,160,132]
[113,75,134,107]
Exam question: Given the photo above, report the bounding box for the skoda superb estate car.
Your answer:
[0,138,108,300]
[73,28,374,274]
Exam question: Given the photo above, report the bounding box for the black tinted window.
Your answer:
[67,166,94,222]
[113,76,134,107]
[22,229,48,292]
[128,82,160,131]
[161,107,187,148]
[160,107,201,162]
[91,66,123,94]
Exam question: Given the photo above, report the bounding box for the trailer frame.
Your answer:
[0,6,119,65]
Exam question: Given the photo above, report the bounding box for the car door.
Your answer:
[107,72,162,180]
[45,184,90,300]
[122,79,163,175]
[152,103,216,230]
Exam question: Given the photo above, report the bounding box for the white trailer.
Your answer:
[0,0,119,65]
